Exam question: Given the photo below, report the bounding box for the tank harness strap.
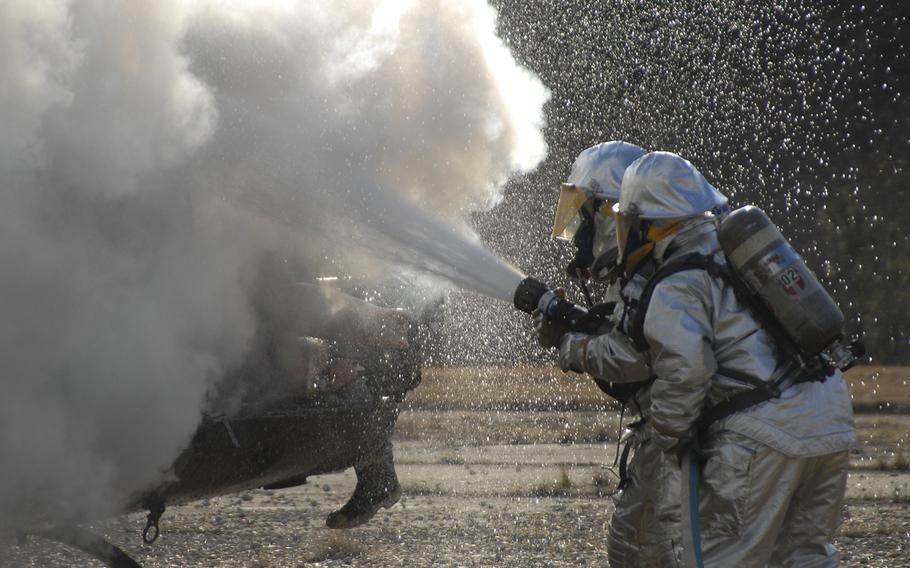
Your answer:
[697,367,827,436]
[697,382,779,437]
[629,253,723,352]
[715,366,771,390]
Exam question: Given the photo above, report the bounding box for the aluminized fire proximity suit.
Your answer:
[644,219,854,567]
[541,142,688,567]
[559,277,683,568]
[615,152,855,567]
[538,141,683,567]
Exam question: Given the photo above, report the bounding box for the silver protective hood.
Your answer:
[567,141,647,201]
[618,151,727,220]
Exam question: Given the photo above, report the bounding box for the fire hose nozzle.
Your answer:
[513,276,591,330]
[513,277,550,314]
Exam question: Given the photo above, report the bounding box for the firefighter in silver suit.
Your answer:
[606,151,854,567]
[538,141,682,567]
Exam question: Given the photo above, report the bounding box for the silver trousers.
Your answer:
[696,431,848,568]
[608,428,682,567]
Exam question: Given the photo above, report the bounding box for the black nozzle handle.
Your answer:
[514,277,550,314]
[514,276,591,331]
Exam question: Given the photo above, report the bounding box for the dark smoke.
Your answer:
[0,0,547,533]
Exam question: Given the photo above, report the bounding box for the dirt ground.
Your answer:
[5,366,910,567]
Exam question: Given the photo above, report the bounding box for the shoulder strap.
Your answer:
[628,253,728,352]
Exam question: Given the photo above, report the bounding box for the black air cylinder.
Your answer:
[718,206,844,355]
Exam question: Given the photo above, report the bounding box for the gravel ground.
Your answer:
[5,443,909,567]
[5,406,909,567]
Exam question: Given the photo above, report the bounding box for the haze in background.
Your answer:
[0,0,546,532]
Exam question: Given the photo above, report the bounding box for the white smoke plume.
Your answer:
[0,0,547,533]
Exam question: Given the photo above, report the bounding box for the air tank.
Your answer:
[718,206,844,356]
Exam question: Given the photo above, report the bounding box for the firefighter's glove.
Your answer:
[531,287,570,349]
[532,309,571,349]
[557,333,589,373]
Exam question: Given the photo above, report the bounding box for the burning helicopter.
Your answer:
[17,273,425,568]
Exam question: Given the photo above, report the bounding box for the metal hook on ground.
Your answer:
[142,496,165,545]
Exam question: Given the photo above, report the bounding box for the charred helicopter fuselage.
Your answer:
[139,330,420,510]
[20,282,424,568]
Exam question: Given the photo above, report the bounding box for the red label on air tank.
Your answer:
[779,266,806,296]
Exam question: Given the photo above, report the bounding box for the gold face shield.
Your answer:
[551,184,589,241]
[551,183,615,241]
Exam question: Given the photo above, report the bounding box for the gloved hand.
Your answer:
[532,287,571,349]
[532,308,572,349]
[557,332,590,373]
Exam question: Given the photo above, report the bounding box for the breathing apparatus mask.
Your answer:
[614,203,681,277]
[552,183,620,282]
